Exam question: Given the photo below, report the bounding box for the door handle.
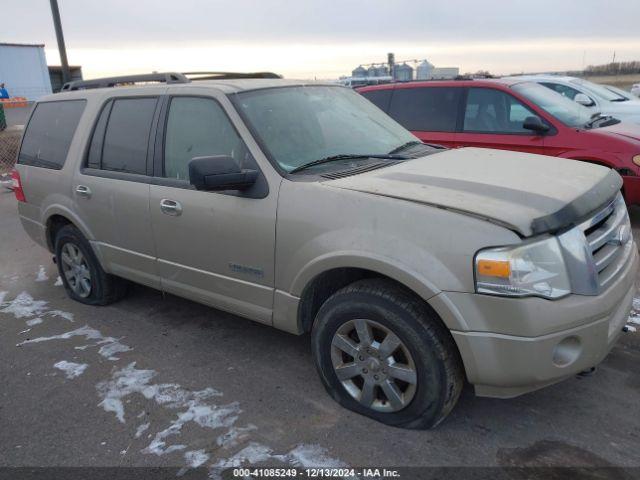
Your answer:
[160,199,182,216]
[75,185,92,198]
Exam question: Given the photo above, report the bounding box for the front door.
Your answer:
[148,93,278,324]
[456,87,548,155]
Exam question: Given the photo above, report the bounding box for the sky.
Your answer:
[3,0,640,80]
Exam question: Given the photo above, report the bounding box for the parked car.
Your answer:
[358,78,640,205]
[505,75,640,124]
[13,72,638,429]
[604,84,638,100]
[632,83,640,97]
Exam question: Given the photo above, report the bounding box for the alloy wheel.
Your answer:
[60,242,92,298]
[330,318,417,412]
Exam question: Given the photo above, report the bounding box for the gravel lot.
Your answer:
[1,189,639,477]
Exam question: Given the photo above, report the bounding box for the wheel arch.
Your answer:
[291,254,444,335]
[42,204,95,253]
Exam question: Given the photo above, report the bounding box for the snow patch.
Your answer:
[18,325,131,360]
[216,424,257,449]
[35,266,49,282]
[626,325,637,333]
[26,318,43,327]
[95,362,240,456]
[135,422,150,438]
[54,276,63,286]
[54,360,88,379]
[0,292,73,322]
[185,449,209,468]
[1,292,49,318]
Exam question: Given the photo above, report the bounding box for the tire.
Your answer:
[311,279,464,429]
[54,225,127,305]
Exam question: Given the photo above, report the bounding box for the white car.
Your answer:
[505,75,640,124]
[632,83,640,97]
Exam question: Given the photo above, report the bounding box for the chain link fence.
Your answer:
[0,126,22,174]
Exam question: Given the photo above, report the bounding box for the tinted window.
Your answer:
[388,87,462,132]
[19,100,86,169]
[360,89,393,112]
[463,88,536,134]
[86,101,112,169]
[163,97,251,180]
[101,97,157,174]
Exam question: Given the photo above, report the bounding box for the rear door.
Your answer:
[148,90,278,324]
[387,86,462,147]
[456,87,548,155]
[73,93,161,288]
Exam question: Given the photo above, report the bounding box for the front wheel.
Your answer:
[311,279,464,429]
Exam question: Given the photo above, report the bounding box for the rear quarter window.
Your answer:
[18,100,86,169]
[388,87,462,132]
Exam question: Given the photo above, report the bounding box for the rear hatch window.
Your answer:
[19,99,86,169]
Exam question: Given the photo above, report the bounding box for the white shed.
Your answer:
[0,43,53,100]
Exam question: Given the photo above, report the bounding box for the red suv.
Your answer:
[358,79,640,204]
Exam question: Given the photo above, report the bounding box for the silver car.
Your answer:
[507,74,640,124]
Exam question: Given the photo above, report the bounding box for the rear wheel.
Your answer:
[54,225,127,305]
[311,279,464,429]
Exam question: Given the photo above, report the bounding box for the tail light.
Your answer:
[11,169,26,202]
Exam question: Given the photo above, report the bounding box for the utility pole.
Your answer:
[49,0,71,84]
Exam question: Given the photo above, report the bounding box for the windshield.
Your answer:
[234,85,417,173]
[570,78,627,102]
[512,82,592,128]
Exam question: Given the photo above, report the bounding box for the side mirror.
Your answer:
[574,93,595,107]
[189,155,258,191]
[523,115,550,134]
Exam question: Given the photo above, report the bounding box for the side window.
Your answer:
[540,82,582,101]
[163,97,250,181]
[463,88,537,134]
[359,89,392,112]
[100,97,157,174]
[19,100,86,169]
[388,87,461,132]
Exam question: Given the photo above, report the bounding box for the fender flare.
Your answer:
[289,251,442,302]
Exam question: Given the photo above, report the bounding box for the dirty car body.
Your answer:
[14,76,639,428]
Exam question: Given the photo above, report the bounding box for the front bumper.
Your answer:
[433,248,638,398]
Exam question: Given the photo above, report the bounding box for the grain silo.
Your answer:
[416,60,434,80]
[393,63,413,82]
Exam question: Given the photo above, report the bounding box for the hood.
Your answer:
[325,148,622,237]
[603,101,640,122]
[598,121,640,143]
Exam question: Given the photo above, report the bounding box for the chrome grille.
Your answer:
[580,193,633,292]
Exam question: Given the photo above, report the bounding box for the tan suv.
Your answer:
[13,72,638,429]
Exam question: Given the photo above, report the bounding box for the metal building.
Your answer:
[0,43,53,100]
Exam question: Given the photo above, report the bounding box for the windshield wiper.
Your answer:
[289,153,410,174]
[388,141,422,154]
[584,113,614,129]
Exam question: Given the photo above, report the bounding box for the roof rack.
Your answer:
[60,71,283,91]
[183,71,282,80]
[61,72,189,91]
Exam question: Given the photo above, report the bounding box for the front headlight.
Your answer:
[474,236,571,299]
